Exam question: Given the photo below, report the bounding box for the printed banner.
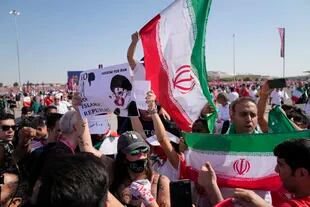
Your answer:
[79,63,139,117]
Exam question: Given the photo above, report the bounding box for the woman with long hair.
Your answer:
[72,93,170,207]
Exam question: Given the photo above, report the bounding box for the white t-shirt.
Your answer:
[131,62,146,81]
[155,160,180,182]
[228,92,239,103]
[56,101,70,114]
[270,90,283,105]
[218,103,230,121]
[249,89,257,100]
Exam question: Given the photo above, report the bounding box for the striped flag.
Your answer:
[140,0,216,132]
[278,28,285,58]
[181,130,310,191]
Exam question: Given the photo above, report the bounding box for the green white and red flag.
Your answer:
[140,0,215,132]
[181,130,310,191]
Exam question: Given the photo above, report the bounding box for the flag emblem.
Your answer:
[172,65,196,94]
[233,158,251,175]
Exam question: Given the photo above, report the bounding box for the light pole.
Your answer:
[233,33,236,83]
[9,9,22,89]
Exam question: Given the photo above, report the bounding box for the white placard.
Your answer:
[79,63,139,117]
[87,115,110,135]
[133,80,151,110]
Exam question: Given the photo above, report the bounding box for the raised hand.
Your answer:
[129,179,156,206]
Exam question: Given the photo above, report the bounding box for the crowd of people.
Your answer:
[0,33,310,207]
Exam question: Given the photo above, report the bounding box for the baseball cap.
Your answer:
[117,131,149,154]
[146,131,180,146]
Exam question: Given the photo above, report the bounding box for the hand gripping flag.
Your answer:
[181,130,310,191]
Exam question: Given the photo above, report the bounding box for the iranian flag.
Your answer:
[140,0,215,132]
[181,130,310,191]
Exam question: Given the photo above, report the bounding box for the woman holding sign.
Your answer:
[72,93,171,207]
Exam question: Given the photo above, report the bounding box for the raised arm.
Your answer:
[257,81,272,133]
[127,32,139,70]
[130,116,147,140]
[71,93,103,158]
[147,91,180,170]
[198,162,223,206]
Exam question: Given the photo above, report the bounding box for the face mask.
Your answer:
[128,159,147,173]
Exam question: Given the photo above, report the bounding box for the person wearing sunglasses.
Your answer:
[0,112,18,175]
[0,113,16,143]
[72,93,170,207]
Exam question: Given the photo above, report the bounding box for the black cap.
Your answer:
[117,131,149,154]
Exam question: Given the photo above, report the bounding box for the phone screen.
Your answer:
[268,78,287,89]
[170,179,192,207]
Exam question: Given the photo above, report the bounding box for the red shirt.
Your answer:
[240,88,250,97]
[44,97,53,106]
[278,196,310,207]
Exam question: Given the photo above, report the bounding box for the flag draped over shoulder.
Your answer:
[182,130,310,191]
[140,0,215,132]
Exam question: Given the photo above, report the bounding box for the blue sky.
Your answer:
[0,0,309,85]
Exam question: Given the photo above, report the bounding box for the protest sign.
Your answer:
[133,80,151,110]
[79,63,139,117]
[67,71,82,91]
[87,114,110,134]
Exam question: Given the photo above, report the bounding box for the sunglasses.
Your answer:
[130,147,149,156]
[1,125,16,131]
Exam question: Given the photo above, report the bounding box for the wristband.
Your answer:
[147,108,158,115]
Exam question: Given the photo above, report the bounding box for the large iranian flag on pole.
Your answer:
[140,0,215,132]
[181,130,310,191]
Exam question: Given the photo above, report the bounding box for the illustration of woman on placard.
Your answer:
[109,74,139,117]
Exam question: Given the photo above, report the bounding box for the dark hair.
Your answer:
[192,118,210,133]
[0,112,15,121]
[31,116,47,129]
[230,97,256,113]
[44,105,57,114]
[110,152,153,198]
[21,106,32,115]
[217,92,229,102]
[170,141,180,153]
[46,113,63,130]
[37,153,109,207]
[273,138,310,174]
[110,75,132,91]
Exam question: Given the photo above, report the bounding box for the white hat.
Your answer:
[146,131,180,146]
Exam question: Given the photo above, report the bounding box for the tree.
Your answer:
[13,82,19,87]
[0,83,3,87]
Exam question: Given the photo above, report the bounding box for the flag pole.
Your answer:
[233,33,236,83]
[282,28,285,78]
[283,56,285,78]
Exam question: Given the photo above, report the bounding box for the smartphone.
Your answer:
[0,174,4,184]
[170,179,192,207]
[268,78,287,89]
